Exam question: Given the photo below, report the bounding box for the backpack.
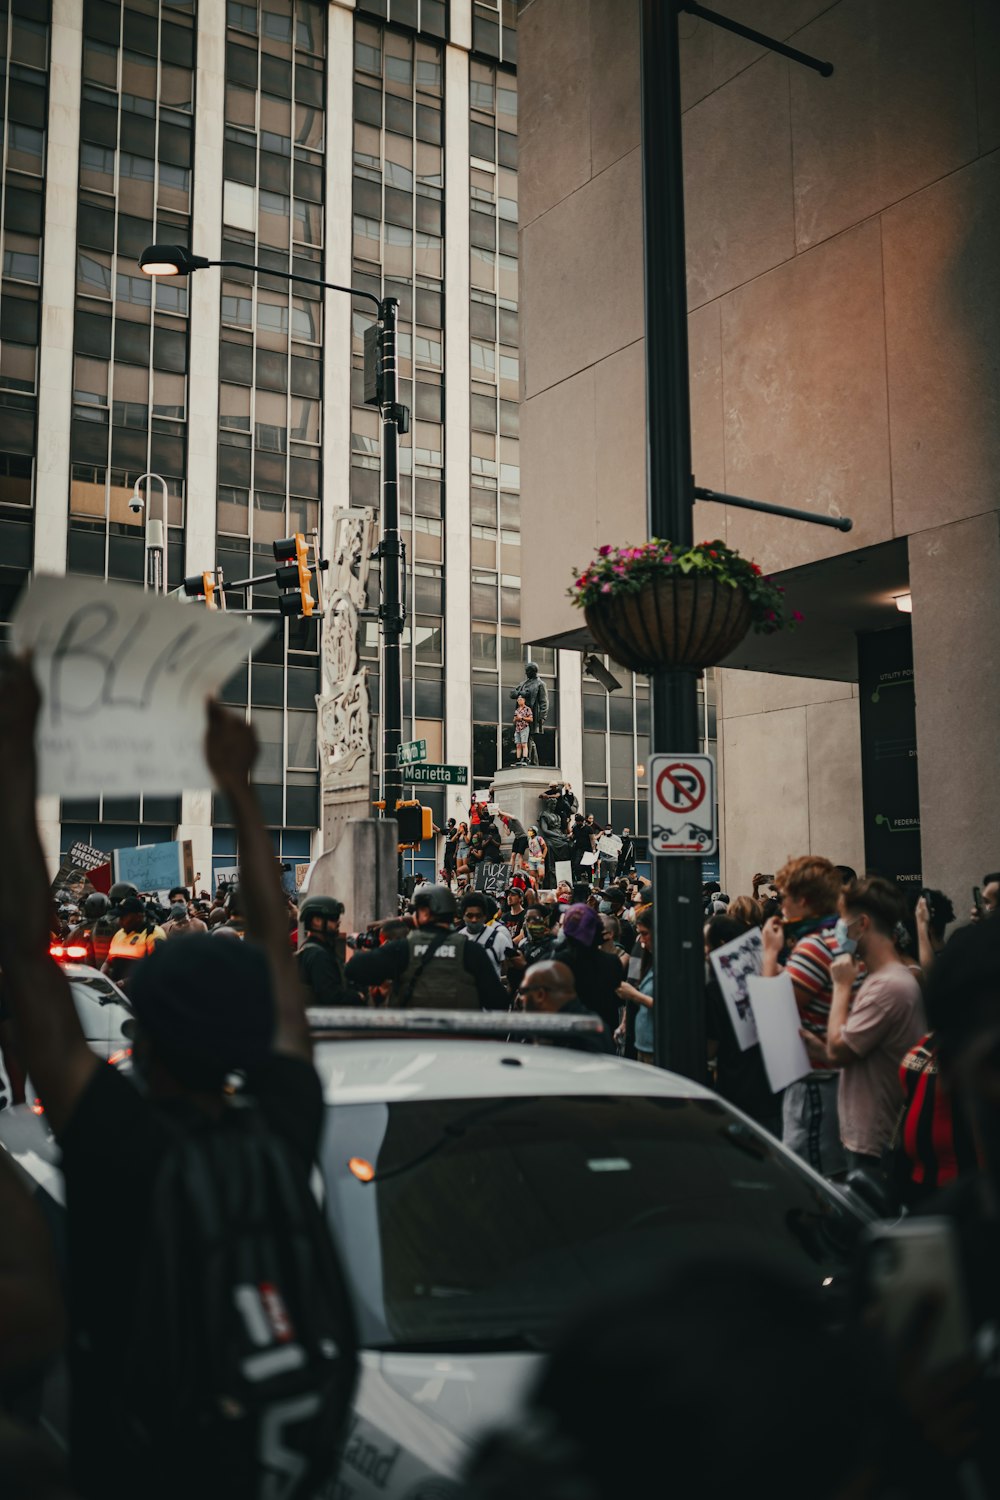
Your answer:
[123,1096,358,1500]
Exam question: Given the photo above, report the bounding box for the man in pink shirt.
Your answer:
[802,876,925,1177]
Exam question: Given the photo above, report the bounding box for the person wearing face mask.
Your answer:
[799,877,925,1178]
[459,892,514,979]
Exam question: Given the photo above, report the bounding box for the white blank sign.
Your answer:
[745,974,812,1094]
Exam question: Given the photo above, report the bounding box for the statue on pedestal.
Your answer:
[509,662,548,766]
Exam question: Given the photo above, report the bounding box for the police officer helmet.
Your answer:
[84,892,110,920]
[109,881,139,904]
[411,884,458,922]
[299,895,345,925]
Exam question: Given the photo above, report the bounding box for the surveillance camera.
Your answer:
[129,495,144,514]
[583,653,623,694]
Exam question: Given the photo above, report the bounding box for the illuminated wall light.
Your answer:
[893,593,913,614]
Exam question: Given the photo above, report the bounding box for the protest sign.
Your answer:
[554,860,573,887]
[746,974,812,1094]
[709,927,763,1051]
[12,575,272,797]
[214,865,240,893]
[68,839,110,871]
[115,840,191,896]
[474,862,512,898]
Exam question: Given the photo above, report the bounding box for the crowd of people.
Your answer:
[438,782,636,893]
[4,640,1000,1497]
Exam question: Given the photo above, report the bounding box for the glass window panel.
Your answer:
[253,490,287,545]
[287,710,317,769]
[290,396,319,444]
[218,485,249,535]
[250,707,284,783]
[223,178,256,231]
[77,249,112,299]
[0,342,37,393]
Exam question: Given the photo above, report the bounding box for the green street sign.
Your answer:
[398,738,427,766]
[405,763,468,785]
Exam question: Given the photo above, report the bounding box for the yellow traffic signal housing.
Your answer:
[395,800,433,848]
[202,570,217,610]
[295,533,315,617]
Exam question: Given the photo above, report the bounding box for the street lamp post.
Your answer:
[138,244,408,858]
[131,470,170,595]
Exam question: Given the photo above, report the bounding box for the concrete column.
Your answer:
[443,43,472,787]
[449,0,472,54]
[322,1,355,565]
[177,3,226,874]
[910,514,1000,901]
[183,0,224,578]
[33,0,82,576]
[557,649,584,799]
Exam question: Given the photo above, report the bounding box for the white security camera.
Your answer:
[129,494,145,515]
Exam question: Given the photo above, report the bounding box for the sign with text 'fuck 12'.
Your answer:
[648,752,718,857]
[12,575,273,798]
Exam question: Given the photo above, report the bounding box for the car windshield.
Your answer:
[321,1094,861,1352]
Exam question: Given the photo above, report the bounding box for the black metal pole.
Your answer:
[379,296,405,890]
[694,486,853,532]
[641,0,706,1082]
[679,2,834,76]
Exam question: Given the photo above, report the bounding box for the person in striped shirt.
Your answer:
[762,855,847,1177]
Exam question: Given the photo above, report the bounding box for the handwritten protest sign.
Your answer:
[12,576,272,797]
[474,861,512,898]
[708,926,763,1052]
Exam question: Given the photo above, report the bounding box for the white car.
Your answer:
[0,1013,865,1499]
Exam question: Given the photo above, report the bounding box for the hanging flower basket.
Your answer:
[570,539,802,674]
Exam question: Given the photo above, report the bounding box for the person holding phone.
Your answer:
[970,871,1000,922]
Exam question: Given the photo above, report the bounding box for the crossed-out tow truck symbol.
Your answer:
[653,762,712,850]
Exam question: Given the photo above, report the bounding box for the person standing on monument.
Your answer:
[509,662,548,765]
[512,695,533,763]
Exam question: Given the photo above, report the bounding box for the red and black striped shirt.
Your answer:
[898,1032,977,1200]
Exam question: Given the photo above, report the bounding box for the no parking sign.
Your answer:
[648,753,718,856]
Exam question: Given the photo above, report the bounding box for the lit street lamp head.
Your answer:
[138,243,211,277]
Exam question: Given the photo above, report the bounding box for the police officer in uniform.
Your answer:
[296,895,353,1007]
[345,885,509,1010]
[68,891,112,967]
[88,882,138,969]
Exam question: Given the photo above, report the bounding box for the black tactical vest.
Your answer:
[395,928,481,1010]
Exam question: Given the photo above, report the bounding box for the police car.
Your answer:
[0,1012,865,1498]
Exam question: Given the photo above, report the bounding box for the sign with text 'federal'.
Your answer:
[398,738,427,766]
[12,575,272,797]
[405,762,468,785]
[648,753,717,857]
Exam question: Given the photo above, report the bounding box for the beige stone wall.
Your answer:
[716,669,865,897]
[520,0,1000,893]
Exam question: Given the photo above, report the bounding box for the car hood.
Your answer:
[329,1347,539,1497]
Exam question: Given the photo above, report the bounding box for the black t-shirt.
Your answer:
[58,1055,324,1500]
[296,937,352,1006]
[558,998,615,1054]
[558,943,623,1032]
[705,976,777,1130]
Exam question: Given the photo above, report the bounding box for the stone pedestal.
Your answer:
[303,818,399,932]
[488,764,563,834]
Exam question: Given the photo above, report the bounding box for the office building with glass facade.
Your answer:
[1,0,691,887]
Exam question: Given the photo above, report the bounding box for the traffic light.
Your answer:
[395,801,434,848]
[273,533,315,618]
[182,570,220,609]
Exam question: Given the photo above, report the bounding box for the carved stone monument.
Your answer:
[317,505,378,856]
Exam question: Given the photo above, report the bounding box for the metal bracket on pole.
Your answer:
[678,2,834,76]
[694,485,853,533]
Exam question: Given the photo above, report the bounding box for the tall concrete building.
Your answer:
[519,0,1000,905]
[2,0,658,887]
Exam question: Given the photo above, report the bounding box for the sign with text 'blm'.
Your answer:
[12,575,272,797]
